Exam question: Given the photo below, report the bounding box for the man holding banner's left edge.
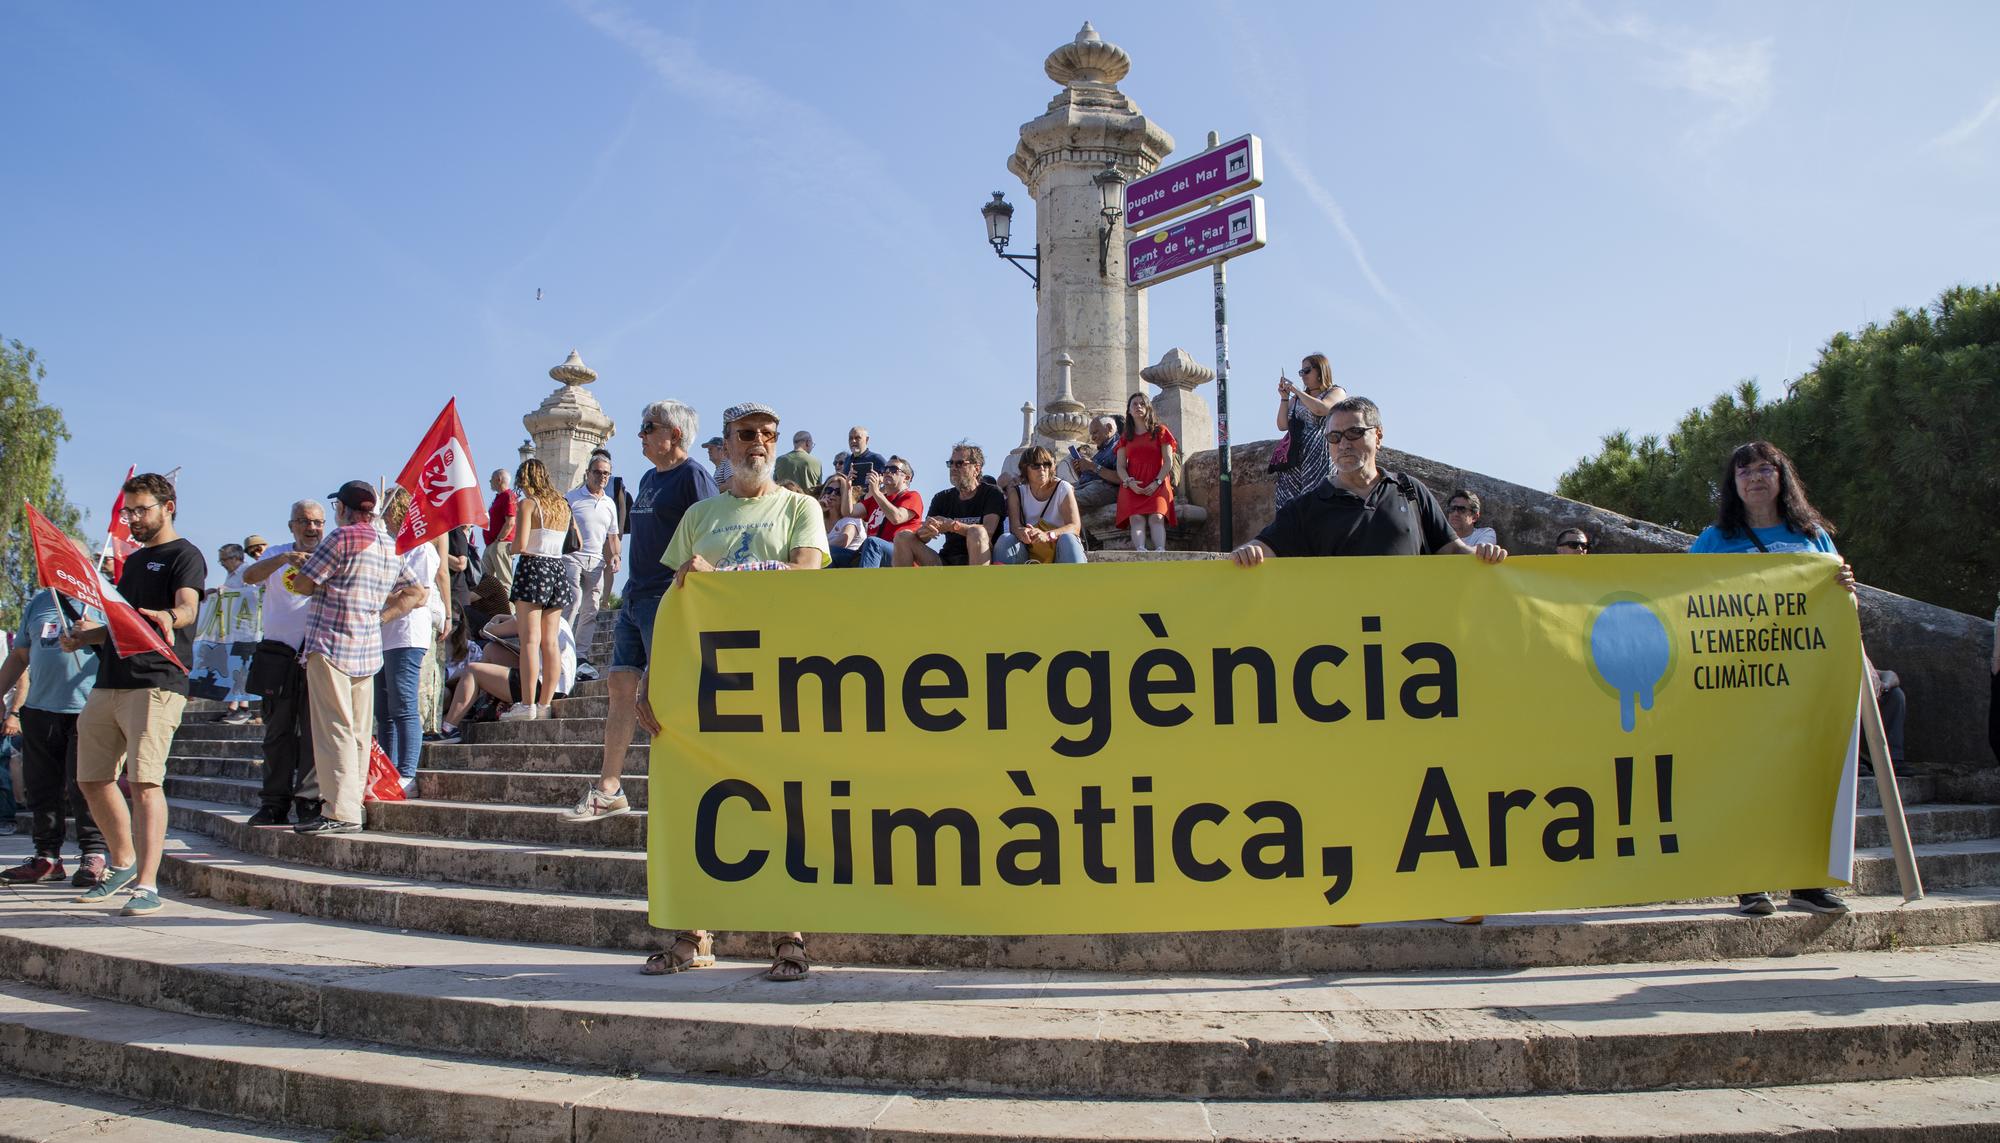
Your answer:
[637,399,829,982]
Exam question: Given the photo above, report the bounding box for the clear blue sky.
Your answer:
[10,1,1997,578]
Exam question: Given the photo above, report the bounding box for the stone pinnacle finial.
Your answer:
[1141,347,1215,391]
[550,349,597,387]
[1044,21,1130,87]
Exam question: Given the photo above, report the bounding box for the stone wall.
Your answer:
[1179,438,1998,800]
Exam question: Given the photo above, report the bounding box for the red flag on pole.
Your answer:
[24,500,186,671]
[392,398,489,554]
[101,465,140,581]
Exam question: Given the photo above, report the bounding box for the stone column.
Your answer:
[1009,23,1174,434]
[523,350,616,493]
[1142,348,1216,455]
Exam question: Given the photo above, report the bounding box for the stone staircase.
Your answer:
[6,618,2000,1140]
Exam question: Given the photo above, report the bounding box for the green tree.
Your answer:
[1,337,87,633]
[1558,284,2000,615]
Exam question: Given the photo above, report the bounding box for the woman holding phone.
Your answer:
[1272,352,1347,511]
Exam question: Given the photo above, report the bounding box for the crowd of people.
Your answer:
[1,360,1976,975]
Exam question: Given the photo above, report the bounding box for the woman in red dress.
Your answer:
[1114,391,1178,552]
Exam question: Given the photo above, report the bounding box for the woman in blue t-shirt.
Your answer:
[1690,440,1857,918]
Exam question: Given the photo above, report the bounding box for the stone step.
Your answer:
[163,777,648,849]
[10,891,2000,1104]
[0,1074,332,1141]
[462,716,647,745]
[170,738,648,771]
[1860,772,1937,809]
[10,981,1996,1143]
[165,755,2000,847]
[131,806,2000,974]
[165,801,647,896]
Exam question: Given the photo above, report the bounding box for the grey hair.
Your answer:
[289,498,323,520]
[1092,415,1117,434]
[640,400,698,448]
[951,439,985,473]
[489,469,511,485]
[1329,395,1381,429]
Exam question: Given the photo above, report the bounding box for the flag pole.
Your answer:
[1860,648,1923,902]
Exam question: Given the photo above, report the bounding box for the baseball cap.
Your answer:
[329,481,378,513]
[702,436,725,449]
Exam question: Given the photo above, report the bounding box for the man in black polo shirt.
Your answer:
[1232,396,1507,565]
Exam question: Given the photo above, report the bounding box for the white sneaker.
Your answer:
[539,704,555,719]
[498,703,539,722]
[560,785,632,823]
[399,776,420,798]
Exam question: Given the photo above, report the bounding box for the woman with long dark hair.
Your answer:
[1115,391,1177,552]
[1689,440,1856,918]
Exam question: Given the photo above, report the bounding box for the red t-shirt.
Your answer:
[866,489,925,540]
[483,490,518,546]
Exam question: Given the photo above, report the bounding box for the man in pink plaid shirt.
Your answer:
[291,481,426,835]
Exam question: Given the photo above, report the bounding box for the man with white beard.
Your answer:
[639,399,827,982]
[892,441,1006,567]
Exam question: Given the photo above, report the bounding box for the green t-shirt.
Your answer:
[662,487,830,573]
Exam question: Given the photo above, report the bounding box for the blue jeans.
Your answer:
[832,538,894,568]
[993,533,1087,564]
[612,590,664,673]
[374,647,427,779]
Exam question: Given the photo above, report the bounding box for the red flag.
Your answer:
[24,500,186,671]
[393,399,489,554]
[101,465,140,580]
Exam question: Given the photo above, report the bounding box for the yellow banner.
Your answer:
[647,555,1862,934]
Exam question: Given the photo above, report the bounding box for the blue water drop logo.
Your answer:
[1590,601,1671,732]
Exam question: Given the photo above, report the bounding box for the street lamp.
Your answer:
[1093,162,1127,280]
[981,191,1039,288]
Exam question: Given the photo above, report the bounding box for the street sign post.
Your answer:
[1123,133,1262,230]
[1123,131,1269,554]
[1126,195,1266,288]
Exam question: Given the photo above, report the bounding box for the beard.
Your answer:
[737,455,775,485]
[950,471,979,493]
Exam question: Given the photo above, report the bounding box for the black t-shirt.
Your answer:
[98,537,207,694]
[928,485,1008,565]
[447,529,472,609]
[1255,470,1456,558]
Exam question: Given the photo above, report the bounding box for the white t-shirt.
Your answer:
[829,515,866,552]
[383,540,443,651]
[1463,526,1498,548]
[257,542,315,650]
[566,487,619,564]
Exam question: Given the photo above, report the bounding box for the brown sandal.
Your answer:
[765,936,810,982]
[641,930,714,975]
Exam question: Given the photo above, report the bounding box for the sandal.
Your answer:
[641,930,714,975]
[765,935,810,982]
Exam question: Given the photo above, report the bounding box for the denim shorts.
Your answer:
[611,590,663,674]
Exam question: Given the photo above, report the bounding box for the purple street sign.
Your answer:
[1126,195,1266,288]
[1123,134,1262,230]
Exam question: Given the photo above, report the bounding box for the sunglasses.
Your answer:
[946,459,978,468]
[1558,539,1590,551]
[1329,426,1376,442]
[638,421,659,437]
[732,427,779,443]
[1025,461,1053,470]
[1446,505,1476,515]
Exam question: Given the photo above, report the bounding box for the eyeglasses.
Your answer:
[732,427,779,443]
[587,468,612,479]
[1025,461,1053,471]
[1446,504,1476,516]
[119,503,161,519]
[1557,540,1591,551]
[1329,426,1376,442]
[1736,464,1779,479]
[946,459,978,468]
